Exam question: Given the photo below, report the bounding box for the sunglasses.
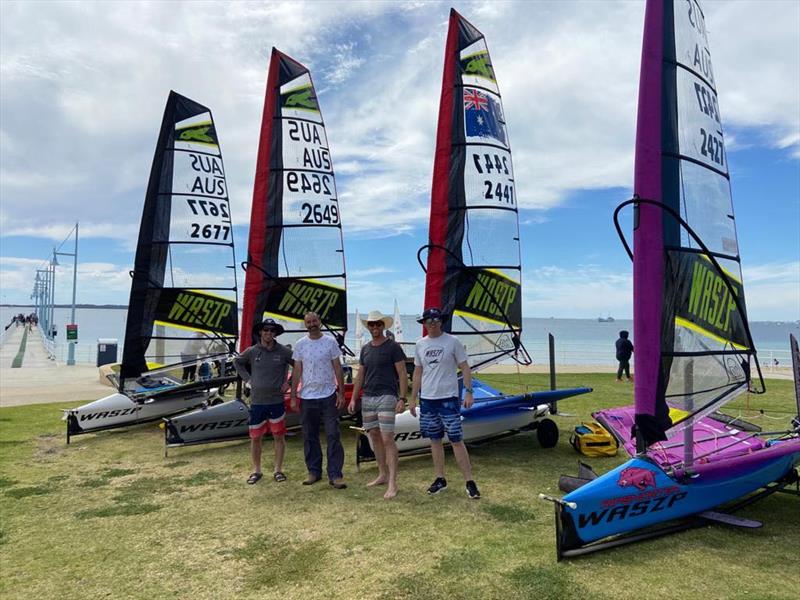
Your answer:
[425,318,442,324]
[367,321,384,327]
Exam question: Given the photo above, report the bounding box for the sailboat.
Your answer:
[543,0,800,559]
[392,299,405,343]
[163,49,352,448]
[355,9,591,463]
[65,92,239,441]
[354,309,364,355]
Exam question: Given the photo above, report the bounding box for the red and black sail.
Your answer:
[422,9,528,370]
[241,49,348,351]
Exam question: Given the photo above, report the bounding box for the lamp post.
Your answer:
[56,223,79,365]
[50,248,58,341]
[36,268,50,337]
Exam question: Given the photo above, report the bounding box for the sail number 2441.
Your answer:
[472,153,514,205]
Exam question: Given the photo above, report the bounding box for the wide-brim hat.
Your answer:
[361,310,393,330]
[253,318,285,337]
[416,307,446,324]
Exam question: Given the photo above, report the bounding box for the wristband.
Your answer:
[464,387,473,393]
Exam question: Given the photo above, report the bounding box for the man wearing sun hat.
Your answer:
[410,307,480,499]
[347,310,407,499]
[234,319,293,485]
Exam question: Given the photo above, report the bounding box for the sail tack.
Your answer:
[632,0,758,446]
[422,9,527,371]
[120,92,238,388]
[240,49,348,350]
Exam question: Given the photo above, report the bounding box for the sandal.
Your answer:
[247,472,263,485]
[273,471,287,483]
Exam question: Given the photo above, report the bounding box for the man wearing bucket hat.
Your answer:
[347,310,407,499]
[410,307,480,499]
[234,319,293,485]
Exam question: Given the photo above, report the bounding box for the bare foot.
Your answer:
[367,476,388,487]
[383,486,398,499]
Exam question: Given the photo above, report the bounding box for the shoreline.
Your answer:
[0,362,793,409]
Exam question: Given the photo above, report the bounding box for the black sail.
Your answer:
[120,92,238,389]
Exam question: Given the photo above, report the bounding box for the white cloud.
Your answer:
[742,261,800,320]
[1,1,798,317]
[2,1,796,239]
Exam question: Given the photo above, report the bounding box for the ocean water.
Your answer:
[2,306,797,367]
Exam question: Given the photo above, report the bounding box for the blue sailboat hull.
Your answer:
[556,439,800,556]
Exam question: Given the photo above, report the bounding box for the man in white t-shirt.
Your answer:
[290,312,347,489]
[410,307,480,499]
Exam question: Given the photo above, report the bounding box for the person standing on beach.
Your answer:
[234,319,293,484]
[290,312,347,489]
[410,307,480,499]
[615,330,634,382]
[347,310,407,499]
[181,331,207,381]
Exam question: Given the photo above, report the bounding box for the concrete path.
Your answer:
[0,326,109,407]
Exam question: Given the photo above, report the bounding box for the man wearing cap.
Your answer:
[347,310,407,499]
[290,312,348,489]
[234,319,293,485]
[410,307,480,499]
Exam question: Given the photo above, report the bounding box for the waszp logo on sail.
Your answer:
[461,51,496,82]
[168,293,231,330]
[457,270,521,326]
[282,85,319,112]
[677,253,747,347]
[177,125,218,145]
[155,290,236,335]
[273,281,343,323]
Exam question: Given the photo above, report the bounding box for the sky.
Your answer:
[1,0,798,321]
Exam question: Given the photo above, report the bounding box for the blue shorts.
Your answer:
[419,397,463,442]
[249,403,287,438]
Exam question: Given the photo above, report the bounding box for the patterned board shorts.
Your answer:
[362,394,399,433]
[419,397,463,442]
[249,403,287,438]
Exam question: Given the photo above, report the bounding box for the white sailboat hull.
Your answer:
[65,391,210,439]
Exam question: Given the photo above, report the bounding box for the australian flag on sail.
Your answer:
[463,87,506,147]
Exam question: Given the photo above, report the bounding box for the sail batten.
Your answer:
[631,0,761,449]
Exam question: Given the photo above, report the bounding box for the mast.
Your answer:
[632,0,669,448]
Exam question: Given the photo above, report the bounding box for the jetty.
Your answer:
[0,325,107,407]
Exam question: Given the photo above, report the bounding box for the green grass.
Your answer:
[0,373,797,600]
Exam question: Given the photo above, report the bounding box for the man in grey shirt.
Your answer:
[347,310,407,499]
[234,319,293,484]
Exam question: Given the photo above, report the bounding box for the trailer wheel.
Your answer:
[537,418,559,448]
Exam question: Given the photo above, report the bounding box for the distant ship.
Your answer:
[597,315,615,323]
